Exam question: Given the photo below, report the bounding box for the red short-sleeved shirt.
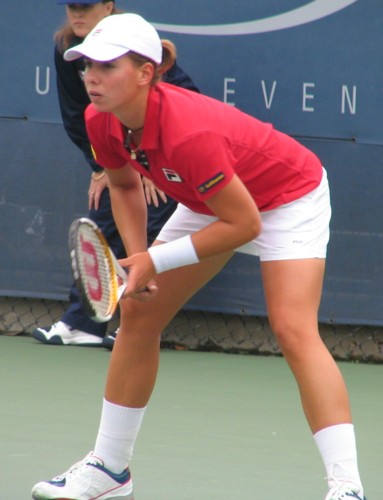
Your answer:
[86,83,323,215]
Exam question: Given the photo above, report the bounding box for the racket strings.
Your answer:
[76,227,118,318]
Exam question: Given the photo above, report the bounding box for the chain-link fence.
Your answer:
[1,296,383,363]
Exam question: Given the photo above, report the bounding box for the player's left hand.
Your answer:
[88,171,108,209]
[142,177,167,207]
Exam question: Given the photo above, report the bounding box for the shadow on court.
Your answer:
[0,334,381,499]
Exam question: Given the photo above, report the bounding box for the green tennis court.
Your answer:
[0,334,381,499]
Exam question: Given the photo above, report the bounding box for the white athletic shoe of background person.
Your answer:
[32,321,103,346]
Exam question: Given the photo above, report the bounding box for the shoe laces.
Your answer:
[53,451,100,481]
[326,463,362,500]
[51,321,70,333]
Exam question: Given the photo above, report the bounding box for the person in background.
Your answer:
[32,0,199,348]
[31,14,366,500]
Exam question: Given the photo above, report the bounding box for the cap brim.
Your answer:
[64,41,129,62]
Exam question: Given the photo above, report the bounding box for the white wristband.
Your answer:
[148,235,199,274]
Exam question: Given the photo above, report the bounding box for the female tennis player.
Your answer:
[31,13,366,500]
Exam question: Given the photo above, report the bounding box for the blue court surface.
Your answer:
[0,334,381,499]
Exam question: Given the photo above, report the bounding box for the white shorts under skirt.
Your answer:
[156,168,331,261]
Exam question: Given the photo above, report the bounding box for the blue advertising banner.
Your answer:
[0,0,382,324]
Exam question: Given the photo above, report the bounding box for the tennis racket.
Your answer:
[68,217,128,323]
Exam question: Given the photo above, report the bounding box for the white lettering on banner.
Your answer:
[224,78,358,115]
[33,64,358,118]
[303,83,315,112]
[261,81,277,110]
[35,66,50,95]
[341,85,356,114]
[223,78,236,105]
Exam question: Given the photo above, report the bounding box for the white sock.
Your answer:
[314,424,363,492]
[94,398,146,473]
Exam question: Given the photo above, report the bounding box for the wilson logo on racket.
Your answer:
[69,217,130,322]
[80,236,103,301]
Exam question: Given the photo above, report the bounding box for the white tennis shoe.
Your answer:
[31,452,134,500]
[32,321,103,346]
[325,480,366,500]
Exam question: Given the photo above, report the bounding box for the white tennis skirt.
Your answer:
[156,167,331,261]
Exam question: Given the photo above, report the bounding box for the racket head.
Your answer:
[68,217,119,322]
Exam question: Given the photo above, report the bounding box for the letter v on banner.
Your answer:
[261,81,277,110]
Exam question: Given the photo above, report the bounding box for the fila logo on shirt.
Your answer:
[162,169,183,182]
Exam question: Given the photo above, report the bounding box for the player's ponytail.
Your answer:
[128,39,178,86]
[158,40,177,77]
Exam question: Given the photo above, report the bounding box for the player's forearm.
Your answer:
[192,218,261,259]
[109,183,148,256]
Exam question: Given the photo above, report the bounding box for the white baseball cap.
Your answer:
[64,13,162,64]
